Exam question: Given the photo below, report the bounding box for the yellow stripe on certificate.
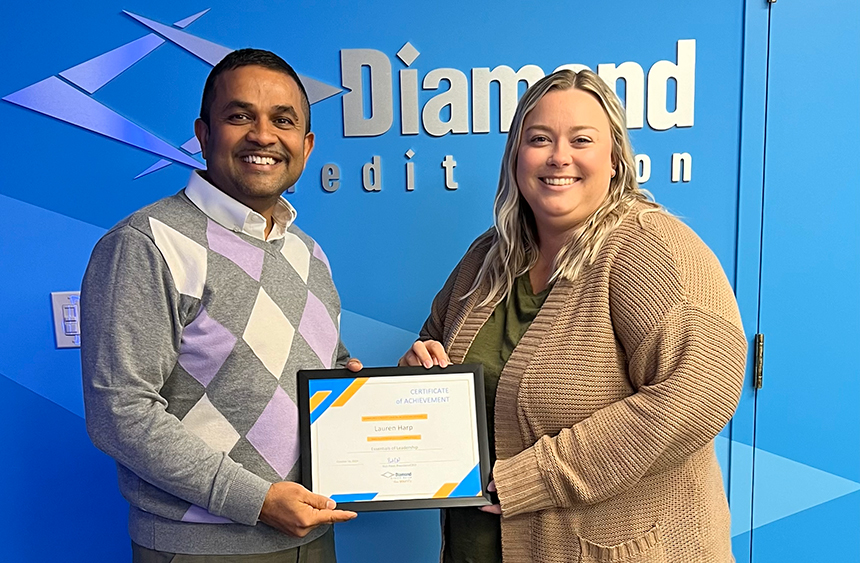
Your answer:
[361,414,429,422]
[309,390,331,412]
[367,435,422,442]
[331,377,369,407]
[433,483,458,498]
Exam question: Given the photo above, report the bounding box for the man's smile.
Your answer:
[237,151,286,170]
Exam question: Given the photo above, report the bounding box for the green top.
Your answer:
[444,273,551,563]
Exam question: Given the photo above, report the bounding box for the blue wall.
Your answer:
[0,1,856,561]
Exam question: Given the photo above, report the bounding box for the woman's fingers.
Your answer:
[398,341,450,368]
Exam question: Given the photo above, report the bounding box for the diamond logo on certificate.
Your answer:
[298,365,492,511]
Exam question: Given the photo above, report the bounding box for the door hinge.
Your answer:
[753,333,765,389]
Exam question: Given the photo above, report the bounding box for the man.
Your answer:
[81,49,358,562]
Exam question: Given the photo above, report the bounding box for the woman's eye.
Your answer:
[530,135,549,144]
[573,137,592,145]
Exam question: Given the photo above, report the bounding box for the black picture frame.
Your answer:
[297,364,492,512]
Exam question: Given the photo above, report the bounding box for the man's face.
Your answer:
[194,65,314,210]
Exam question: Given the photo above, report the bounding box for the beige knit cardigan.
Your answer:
[421,205,746,563]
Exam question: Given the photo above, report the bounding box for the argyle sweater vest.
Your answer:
[82,192,347,554]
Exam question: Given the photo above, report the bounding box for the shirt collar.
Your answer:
[184,171,297,242]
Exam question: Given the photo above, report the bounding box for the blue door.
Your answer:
[751,1,860,561]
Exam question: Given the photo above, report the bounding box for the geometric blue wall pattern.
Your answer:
[2,1,857,561]
[0,373,130,562]
[120,10,343,104]
[751,446,859,532]
[3,75,203,169]
[3,9,342,180]
[718,436,860,537]
[59,34,165,94]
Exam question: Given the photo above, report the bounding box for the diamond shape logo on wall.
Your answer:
[2,9,341,180]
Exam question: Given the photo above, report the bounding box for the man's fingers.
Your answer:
[260,482,357,537]
[324,509,358,523]
[346,358,363,372]
[298,488,336,510]
[479,504,502,514]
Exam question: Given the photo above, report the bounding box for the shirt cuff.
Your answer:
[493,447,557,518]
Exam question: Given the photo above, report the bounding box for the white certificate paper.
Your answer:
[300,367,490,510]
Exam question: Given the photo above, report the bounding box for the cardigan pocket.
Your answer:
[578,524,667,563]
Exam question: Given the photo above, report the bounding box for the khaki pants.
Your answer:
[131,528,336,563]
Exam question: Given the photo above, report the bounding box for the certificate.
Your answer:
[297,365,492,511]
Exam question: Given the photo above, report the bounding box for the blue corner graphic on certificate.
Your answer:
[330,493,379,503]
[450,464,482,498]
[308,377,360,424]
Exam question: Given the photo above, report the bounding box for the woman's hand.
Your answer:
[398,340,450,368]
[479,480,501,514]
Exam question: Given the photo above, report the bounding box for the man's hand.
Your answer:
[346,358,363,372]
[398,340,450,369]
[259,481,357,537]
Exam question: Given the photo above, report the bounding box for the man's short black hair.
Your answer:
[199,48,311,133]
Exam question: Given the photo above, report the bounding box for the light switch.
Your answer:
[51,291,81,348]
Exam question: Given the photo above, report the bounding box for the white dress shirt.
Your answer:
[184,171,297,242]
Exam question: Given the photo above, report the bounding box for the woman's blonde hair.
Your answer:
[470,69,660,304]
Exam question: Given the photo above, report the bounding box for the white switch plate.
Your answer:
[51,291,81,348]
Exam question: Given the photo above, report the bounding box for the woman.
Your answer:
[400,70,746,563]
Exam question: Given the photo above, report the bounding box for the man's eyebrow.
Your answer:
[220,101,301,121]
[223,100,253,111]
[272,105,301,122]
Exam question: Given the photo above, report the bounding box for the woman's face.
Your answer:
[516,88,615,239]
